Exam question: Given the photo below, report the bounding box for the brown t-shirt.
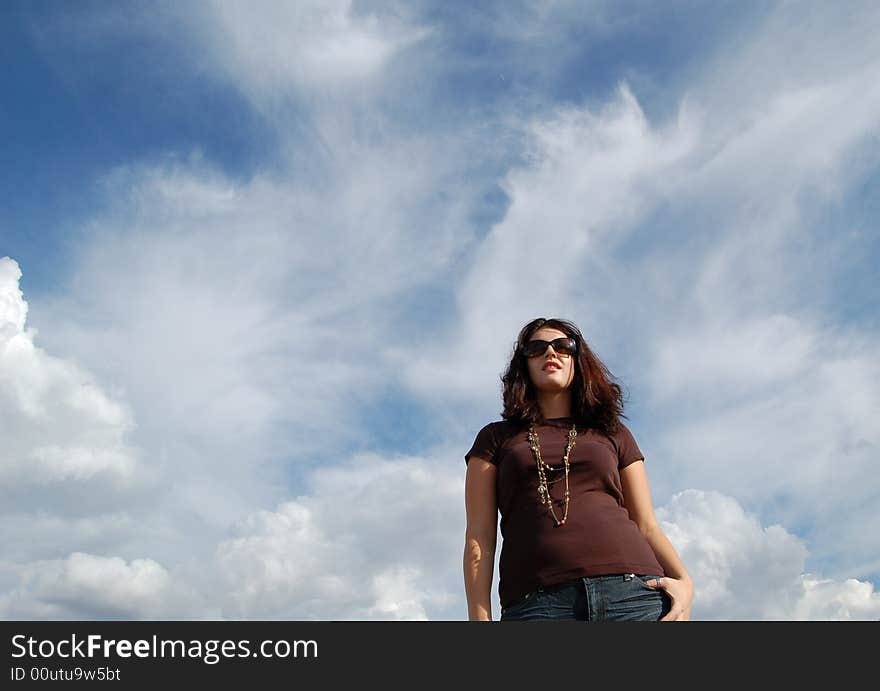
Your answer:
[465,416,665,608]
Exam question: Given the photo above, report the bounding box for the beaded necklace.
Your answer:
[527,422,578,526]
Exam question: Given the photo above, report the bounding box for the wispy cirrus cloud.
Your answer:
[191,0,431,94]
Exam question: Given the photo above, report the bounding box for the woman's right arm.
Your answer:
[463,457,498,621]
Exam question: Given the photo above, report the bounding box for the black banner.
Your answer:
[1,620,869,687]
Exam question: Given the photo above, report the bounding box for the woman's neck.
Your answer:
[537,392,572,419]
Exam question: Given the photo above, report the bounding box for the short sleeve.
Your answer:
[615,422,645,470]
[464,422,502,466]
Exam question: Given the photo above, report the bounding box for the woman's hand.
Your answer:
[646,576,693,621]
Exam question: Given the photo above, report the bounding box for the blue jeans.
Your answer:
[500,574,672,621]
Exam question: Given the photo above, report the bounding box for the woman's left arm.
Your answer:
[620,460,694,621]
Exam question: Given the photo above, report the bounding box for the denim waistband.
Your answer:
[534,572,658,592]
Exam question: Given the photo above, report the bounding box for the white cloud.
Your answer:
[367,566,434,620]
[789,576,880,621]
[649,313,817,398]
[0,258,27,337]
[0,258,217,619]
[0,257,152,498]
[644,317,880,580]
[29,130,477,526]
[403,0,880,414]
[399,82,701,406]
[659,489,808,619]
[189,0,430,97]
[658,489,880,620]
[0,552,217,620]
[215,452,462,620]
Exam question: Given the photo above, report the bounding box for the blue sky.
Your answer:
[1,0,879,620]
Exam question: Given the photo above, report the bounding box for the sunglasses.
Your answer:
[522,337,578,359]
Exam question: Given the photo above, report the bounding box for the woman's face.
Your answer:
[525,327,576,393]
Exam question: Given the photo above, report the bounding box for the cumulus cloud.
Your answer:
[216,452,462,620]
[0,258,211,619]
[0,257,153,504]
[0,552,217,620]
[789,576,880,621]
[658,489,880,620]
[203,473,880,621]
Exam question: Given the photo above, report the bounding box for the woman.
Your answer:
[463,317,693,621]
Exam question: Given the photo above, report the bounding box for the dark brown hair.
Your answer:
[500,317,628,436]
